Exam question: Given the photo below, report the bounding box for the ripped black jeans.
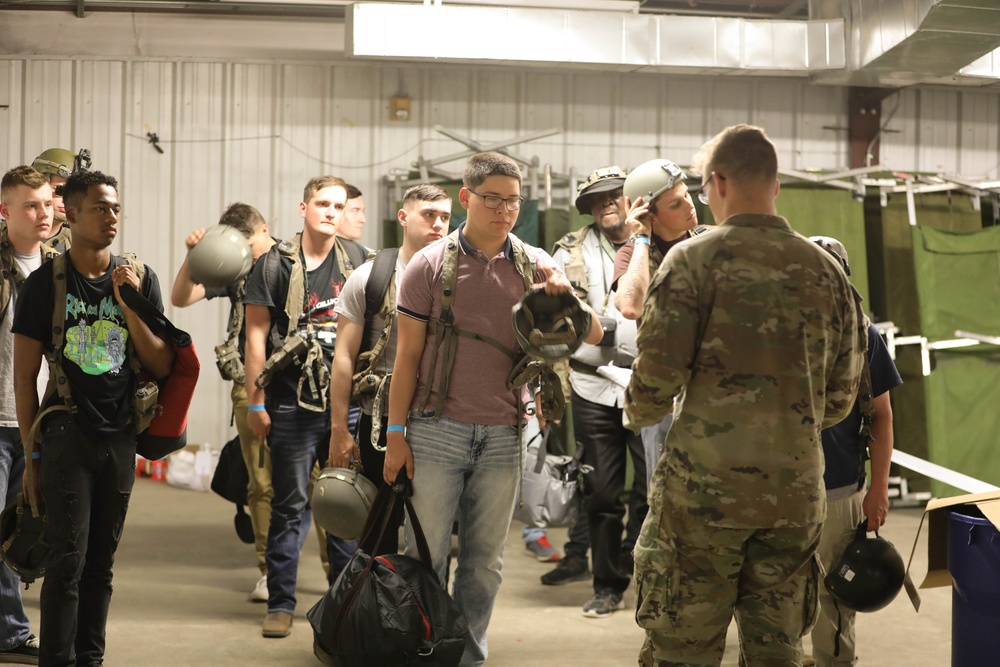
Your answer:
[38,413,136,667]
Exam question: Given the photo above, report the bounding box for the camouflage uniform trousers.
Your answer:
[634,503,823,667]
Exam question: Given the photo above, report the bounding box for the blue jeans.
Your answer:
[0,426,31,650]
[265,405,335,613]
[641,412,673,491]
[38,414,136,667]
[405,413,520,667]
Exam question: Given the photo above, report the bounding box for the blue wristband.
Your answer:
[633,235,650,245]
[32,451,41,460]
[386,424,406,433]
[247,404,266,412]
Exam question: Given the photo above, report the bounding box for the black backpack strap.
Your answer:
[363,247,399,329]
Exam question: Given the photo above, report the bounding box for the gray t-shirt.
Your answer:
[333,255,405,414]
[0,251,49,426]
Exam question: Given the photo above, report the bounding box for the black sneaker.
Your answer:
[540,553,590,586]
[582,589,625,618]
[0,634,39,664]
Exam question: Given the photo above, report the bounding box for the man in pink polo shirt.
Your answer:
[384,152,602,666]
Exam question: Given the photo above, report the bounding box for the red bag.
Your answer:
[119,284,201,460]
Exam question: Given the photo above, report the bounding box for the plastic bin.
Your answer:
[948,505,1000,667]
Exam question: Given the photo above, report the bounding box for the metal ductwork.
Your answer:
[346,3,845,77]
[845,0,1000,86]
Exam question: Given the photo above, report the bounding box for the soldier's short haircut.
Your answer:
[345,184,363,200]
[402,183,450,206]
[218,202,266,238]
[302,175,347,204]
[62,170,118,212]
[694,124,778,187]
[1,166,49,203]
[463,152,522,190]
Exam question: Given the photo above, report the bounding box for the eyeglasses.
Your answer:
[697,172,724,205]
[468,189,524,211]
[590,189,625,211]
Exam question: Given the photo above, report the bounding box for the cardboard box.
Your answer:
[904,489,1000,610]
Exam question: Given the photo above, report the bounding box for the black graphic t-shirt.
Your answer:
[13,255,164,435]
[243,244,345,406]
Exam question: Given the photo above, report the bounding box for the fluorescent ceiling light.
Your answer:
[421,0,640,10]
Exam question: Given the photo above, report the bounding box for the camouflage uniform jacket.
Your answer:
[624,214,863,529]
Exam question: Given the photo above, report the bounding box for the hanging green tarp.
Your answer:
[923,348,1000,497]
[911,225,1000,342]
[909,223,1000,496]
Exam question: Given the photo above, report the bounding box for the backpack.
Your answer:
[350,247,400,406]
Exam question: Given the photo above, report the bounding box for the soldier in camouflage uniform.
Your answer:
[624,124,865,666]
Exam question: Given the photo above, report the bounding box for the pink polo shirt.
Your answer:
[397,229,556,426]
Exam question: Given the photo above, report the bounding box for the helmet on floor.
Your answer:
[623,159,686,206]
[0,495,50,585]
[824,520,905,612]
[312,466,379,540]
[512,286,592,361]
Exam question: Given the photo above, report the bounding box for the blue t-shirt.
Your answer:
[821,322,902,493]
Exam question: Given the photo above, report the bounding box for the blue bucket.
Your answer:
[948,505,1000,667]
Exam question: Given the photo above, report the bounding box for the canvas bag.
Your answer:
[513,424,590,529]
[307,475,468,667]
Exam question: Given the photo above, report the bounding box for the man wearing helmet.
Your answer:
[625,125,864,666]
[31,148,76,252]
[612,159,707,491]
[542,166,647,619]
[612,158,703,321]
[806,235,901,667]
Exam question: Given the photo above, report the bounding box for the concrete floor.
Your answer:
[21,479,953,666]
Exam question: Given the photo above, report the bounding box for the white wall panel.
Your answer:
[798,85,846,171]
[918,89,960,174]
[0,61,24,170]
[958,91,999,179]
[21,60,74,160]
[661,78,711,168]
[75,61,126,180]
[225,64,279,221]
[4,53,1000,447]
[880,88,920,172]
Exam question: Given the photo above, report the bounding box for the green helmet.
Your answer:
[0,495,50,585]
[187,224,253,288]
[32,148,76,179]
[574,166,627,215]
[810,235,851,275]
[623,159,687,207]
[312,467,379,540]
[512,286,592,361]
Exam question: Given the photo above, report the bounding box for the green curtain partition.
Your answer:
[910,224,1000,496]
[870,192,986,489]
[775,186,869,306]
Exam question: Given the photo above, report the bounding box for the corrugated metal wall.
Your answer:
[2,56,999,447]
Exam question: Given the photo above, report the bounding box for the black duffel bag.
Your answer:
[209,435,255,545]
[307,474,468,666]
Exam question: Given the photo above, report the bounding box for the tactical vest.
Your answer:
[350,247,399,408]
[214,279,246,385]
[24,252,153,515]
[255,232,366,412]
[552,224,593,301]
[414,229,564,424]
[0,222,59,324]
[45,224,72,255]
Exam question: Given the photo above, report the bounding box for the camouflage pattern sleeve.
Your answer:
[623,257,696,430]
[821,281,864,429]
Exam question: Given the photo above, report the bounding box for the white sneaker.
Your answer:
[249,575,268,603]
